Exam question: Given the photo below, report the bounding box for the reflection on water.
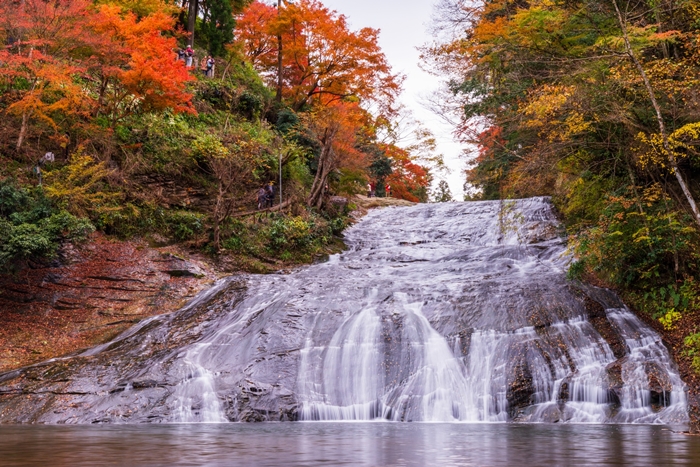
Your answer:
[1,423,698,466]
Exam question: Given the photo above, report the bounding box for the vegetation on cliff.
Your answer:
[0,0,435,272]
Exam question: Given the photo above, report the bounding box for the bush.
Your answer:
[267,216,314,251]
[0,180,94,272]
[570,187,700,327]
[99,202,204,242]
[165,211,205,241]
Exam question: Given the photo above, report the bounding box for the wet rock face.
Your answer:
[0,198,690,424]
[0,233,213,374]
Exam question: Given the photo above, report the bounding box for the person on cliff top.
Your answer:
[185,46,194,68]
[265,182,276,208]
[256,186,267,210]
[206,56,215,78]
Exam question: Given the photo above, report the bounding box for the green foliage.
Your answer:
[370,153,393,179]
[336,169,367,196]
[165,210,206,241]
[217,209,346,263]
[276,108,300,134]
[684,332,700,374]
[433,180,453,203]
[200,0,235,57]
[196,0,252,57]
[194,74,269,120]
[570,188,700,329]
[0,179,94,272]
[98,202,204,242]
[571,189,698,290]
[267,216,316,251]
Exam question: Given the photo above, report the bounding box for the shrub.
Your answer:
[0,180,94,272]
[165,211,205,241]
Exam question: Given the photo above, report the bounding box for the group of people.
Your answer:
[176,46,215,78]
[256,182,277,210]
[366,182,391,198]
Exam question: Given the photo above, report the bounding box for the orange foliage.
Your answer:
[383,144,430,202]
[89,4,194,117]
[0,0,193,149]
[235,1,278,68]
[237,0,400,111]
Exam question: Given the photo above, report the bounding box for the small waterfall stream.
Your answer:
[0,198,688,424]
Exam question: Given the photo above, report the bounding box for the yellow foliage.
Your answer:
[559,111,592,139]
[522,85,573,128]
[44,150,119,218]
[636,122,700,170]
[659,309,682,330]
[641,183,664,206]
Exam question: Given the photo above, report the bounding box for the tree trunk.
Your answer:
[16,109,30,150]
[213,180,224,249]
[612,0,700,228]
[187,0,198,47]
[276,0,283,103]
[307,127,337,207]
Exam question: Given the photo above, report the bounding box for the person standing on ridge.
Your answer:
[265,181,276,208]
[257,186,267,210]
[185,45,194,68]
[206,56,215,78]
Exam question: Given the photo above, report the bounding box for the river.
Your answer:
[1,422,699,466]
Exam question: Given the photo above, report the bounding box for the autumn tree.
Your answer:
[0,0,93,151]
[88,3,194,122]
[0,0,195,155]
[303,101,367,208]
[236,0,406,207]
[237,0,400,111]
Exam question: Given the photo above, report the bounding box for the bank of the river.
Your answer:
[0,196,413,373]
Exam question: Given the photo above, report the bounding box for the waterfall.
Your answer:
[0,198,688,424]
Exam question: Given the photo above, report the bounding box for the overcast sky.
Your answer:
[319,0,467,200]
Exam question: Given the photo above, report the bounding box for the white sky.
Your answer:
[319,0,467,200]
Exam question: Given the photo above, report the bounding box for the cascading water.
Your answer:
[0,198,688,425]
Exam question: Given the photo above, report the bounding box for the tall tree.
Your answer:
[237,0,405,207]
[183,0,250,53]
[237,0,400,111]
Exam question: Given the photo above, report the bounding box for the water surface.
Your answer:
[1,423,698,466]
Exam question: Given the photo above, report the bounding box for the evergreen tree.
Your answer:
[433,180,453,203]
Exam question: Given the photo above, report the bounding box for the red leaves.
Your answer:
[88,4,194,117]
[0,0,194,146]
